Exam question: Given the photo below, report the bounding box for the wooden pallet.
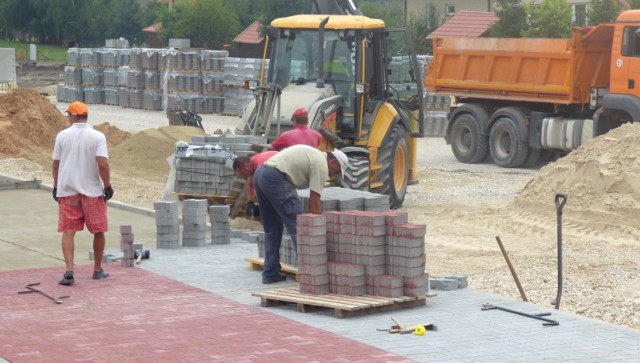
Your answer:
[252,286,426,318]
[245,257,299,281]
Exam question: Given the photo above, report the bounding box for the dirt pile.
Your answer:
[94,122,131,150]
[109,125,206,181]
[0,89,68,157]
[515,122,640,229]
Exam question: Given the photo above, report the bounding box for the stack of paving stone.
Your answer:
[174,134,266,196]
[201,50,227,114]
[328,261,366,296]
[268,187,389,267]
[142,49,162,110]
[154,201,180,249]
[222,57,268,115]
[182,199,208,247]
[120,225,135,267]
[291,210,427,298]
[297,214,330,295]
[166,49,204,113]
[209,205,231,244]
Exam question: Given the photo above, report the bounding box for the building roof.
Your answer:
[142,23,161,33]
[426,11,498,40]
[233,21,263,45]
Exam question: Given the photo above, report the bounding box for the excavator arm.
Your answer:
[311,0,362,15]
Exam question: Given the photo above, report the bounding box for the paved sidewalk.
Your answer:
[2,185,640,362]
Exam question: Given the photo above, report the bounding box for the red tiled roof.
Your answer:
[143,23,161,33]
[426,11,498,40]
[234,21,263,45]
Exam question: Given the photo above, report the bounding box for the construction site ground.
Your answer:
[1,64,640,361]
[2,185,640,362]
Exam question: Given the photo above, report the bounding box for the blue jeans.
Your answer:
[253,165,301,279]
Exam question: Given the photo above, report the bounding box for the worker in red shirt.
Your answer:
[232,150,278,203]
[269,107,323,151]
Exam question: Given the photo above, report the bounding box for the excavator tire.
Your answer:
[342,154,369,191]
[372,123,409,209]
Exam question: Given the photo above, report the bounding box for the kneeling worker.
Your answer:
[253,144,348,284]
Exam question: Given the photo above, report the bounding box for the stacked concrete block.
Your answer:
[118,87,130,107]
[279,232,297,266]
[209,205,231,245]
[386,223,426,277]
[120,225,135,267]
[154,201,180,249]
[143,90,162,111]
[297,214,329,295]
[182,199,208,247]
[174,135,266,196]
[103,68,118,87]
[372,275,404,297]
[64,66,82,85]
[353,211,388,293]
[328,261,366,296]
[129,88,144,109]
[83,86,104,104]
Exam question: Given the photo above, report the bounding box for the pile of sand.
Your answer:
[109,125,206,181]
[0,89,68,158]
[515,122,640,227]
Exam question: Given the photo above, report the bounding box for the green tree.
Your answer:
[588,0,621,25]
[491,0,526,37]
[522,0,572,38]
[359,1,404,27]
[256,0,307,32]
[159,0,240,49]
[409,4,443,54]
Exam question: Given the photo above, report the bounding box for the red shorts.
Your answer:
[57,194,108,233]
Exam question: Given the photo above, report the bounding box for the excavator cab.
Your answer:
[238,9,424,208]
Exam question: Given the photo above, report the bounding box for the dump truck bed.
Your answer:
[425,24,615,105]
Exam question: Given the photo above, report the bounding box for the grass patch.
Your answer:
[0,40,68,63]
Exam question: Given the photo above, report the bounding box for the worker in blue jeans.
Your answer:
[253,145,348,284]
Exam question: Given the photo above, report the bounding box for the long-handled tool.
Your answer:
[553,193,567,310]
[481,303,559,326]
[18,283,70,304]
[495,236,528,302]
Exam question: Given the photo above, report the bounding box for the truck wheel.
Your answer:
[373,123,409,209]
[341,154,369,191]
[489,112,529,168]
[450,113,489,163]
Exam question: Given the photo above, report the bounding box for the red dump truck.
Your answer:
[425,10,640,167]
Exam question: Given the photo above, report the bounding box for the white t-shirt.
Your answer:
[53,123,109,197]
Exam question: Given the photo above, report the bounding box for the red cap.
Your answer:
[292,107,308,120]
[66,101,89,116]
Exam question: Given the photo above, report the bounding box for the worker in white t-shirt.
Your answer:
[52,101,113,286]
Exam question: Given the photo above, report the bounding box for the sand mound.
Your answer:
[515,122,640,227]
[109,125,205,181]
[0,89,68,157]
[94,122,131,150]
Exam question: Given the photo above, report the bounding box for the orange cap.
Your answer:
[66,101,89,116]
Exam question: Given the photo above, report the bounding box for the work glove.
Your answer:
[103,185,114,201]
[52,188,58,202]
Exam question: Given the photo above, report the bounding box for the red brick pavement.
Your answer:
[0,264,412,362]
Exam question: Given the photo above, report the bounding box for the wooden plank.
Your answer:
[245,257,299,281]
[252,286,426,318]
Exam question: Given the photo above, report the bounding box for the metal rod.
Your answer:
[554,193,567,310]
[495,236,528,302]
[482,303,559,326]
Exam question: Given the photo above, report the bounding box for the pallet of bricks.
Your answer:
[222,57,268,116]
[253,207,428,318]
[173,133,267,200]
[57,40,131,105]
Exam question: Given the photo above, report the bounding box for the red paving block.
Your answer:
[0,264,410,362]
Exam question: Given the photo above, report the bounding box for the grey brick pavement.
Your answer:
[141,240,640,363]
